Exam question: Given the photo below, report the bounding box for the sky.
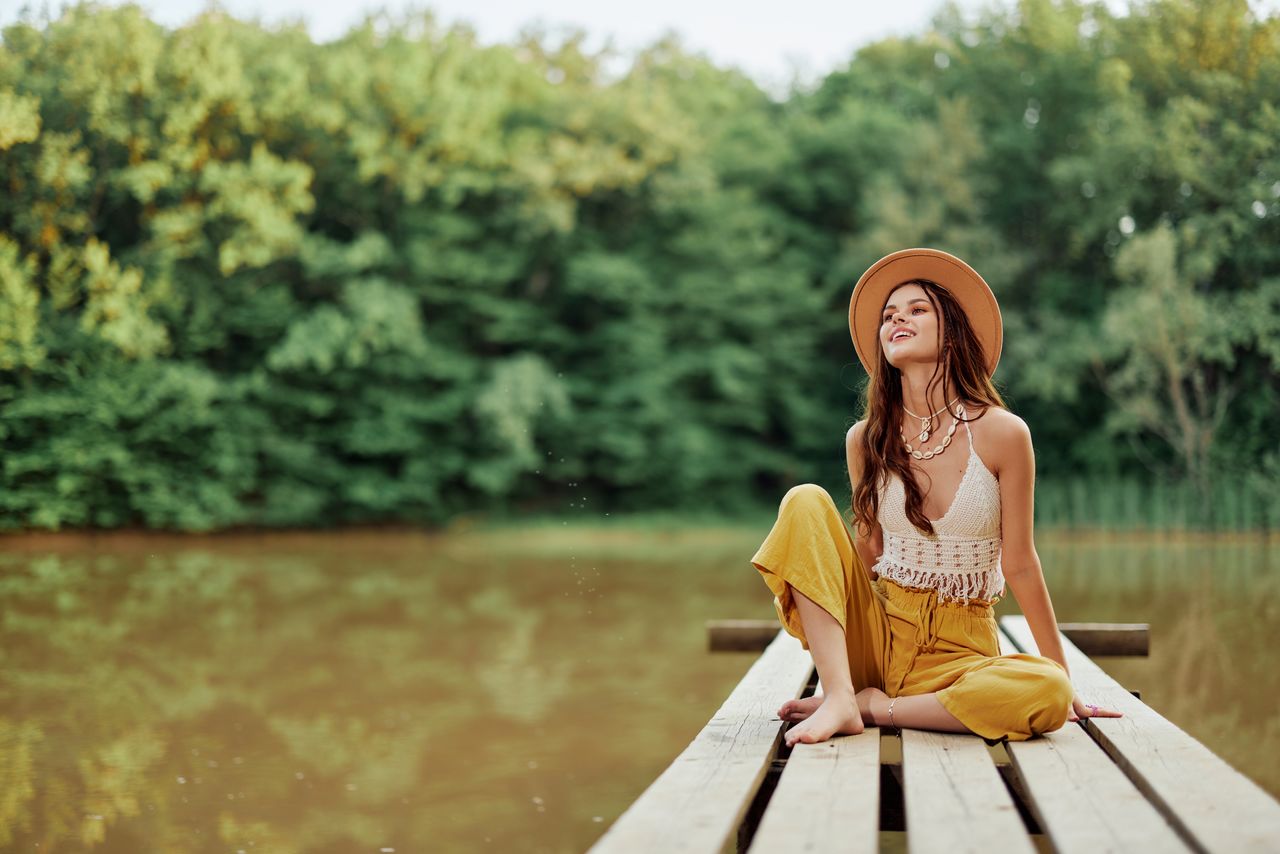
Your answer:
[4,0,1280,90]
[3,0,1051,88]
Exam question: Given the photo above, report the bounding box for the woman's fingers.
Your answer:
[1071,696,1125,721]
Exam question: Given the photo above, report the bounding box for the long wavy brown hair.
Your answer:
[851,278,1007,539]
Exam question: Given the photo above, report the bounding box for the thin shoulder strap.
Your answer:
[961,406,974,453]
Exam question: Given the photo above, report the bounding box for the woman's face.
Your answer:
[879,283,942,368]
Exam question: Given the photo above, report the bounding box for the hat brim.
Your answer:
[848,248,1003,377]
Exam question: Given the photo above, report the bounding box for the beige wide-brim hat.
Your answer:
[848,247,1003,377]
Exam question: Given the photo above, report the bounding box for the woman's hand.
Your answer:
[1069,693,1123,722]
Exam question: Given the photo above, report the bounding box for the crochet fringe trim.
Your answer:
[875,560,1005,604]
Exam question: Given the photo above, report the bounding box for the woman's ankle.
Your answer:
[821,685,858,706]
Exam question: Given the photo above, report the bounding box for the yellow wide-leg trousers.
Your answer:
[751,483,1072,741]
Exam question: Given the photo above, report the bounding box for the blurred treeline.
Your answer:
[1,0,1278,531]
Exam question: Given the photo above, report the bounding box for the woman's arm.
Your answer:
[996,413,1121,721]
[997,415,1070,671]
[846,421,883,581]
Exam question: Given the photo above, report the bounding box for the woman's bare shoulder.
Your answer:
[974,405,1030,437]
[846,419,868,469]
[969,405,1032,475]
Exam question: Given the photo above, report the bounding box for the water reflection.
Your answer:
[0,528,1275,851]
[1029,532,1280,797]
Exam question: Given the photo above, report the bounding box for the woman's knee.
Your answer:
[780,483,835,515]
[1028,661,1074,734]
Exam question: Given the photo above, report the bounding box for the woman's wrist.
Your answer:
[874,694,893,727]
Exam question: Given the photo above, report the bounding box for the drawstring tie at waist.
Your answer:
[890,592,942,697]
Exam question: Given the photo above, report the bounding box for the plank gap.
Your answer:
[1000,615,1280,853]
[1072,716,1209,854]
[879,759,905,832]
[996,758,1045,837]
[735,749,785,854]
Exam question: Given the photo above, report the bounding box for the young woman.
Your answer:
[751,247,1122,748]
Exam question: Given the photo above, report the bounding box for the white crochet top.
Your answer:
[872,411,1005,603]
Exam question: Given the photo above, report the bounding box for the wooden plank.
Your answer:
[994,625,1189,852]
[707,619,1148,656]
[1057,622,1149,656]
[748,678,880,853]
[706,619,783,652]
[1001,615,1280,852]
[589,629,813,854]
[901,728,1034,853]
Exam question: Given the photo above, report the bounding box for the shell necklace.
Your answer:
[901,401,964,460]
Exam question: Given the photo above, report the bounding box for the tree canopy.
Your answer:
[1,0,1277,530]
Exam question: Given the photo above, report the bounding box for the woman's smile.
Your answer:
[880,284,939,364]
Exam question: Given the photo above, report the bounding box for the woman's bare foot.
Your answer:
[779,687,890,726]
[777,694,823,723]
[783,690,864,746]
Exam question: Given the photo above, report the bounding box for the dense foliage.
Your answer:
[1,0,1278,530]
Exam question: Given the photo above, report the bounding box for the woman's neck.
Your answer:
[898,364,956,417]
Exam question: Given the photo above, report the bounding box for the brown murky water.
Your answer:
[0,525,1276,852]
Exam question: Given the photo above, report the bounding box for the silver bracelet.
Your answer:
[888,697,897,729]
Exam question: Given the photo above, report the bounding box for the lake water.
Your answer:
[0,524,1276,852]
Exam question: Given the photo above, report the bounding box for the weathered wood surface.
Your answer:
[706,619,785,652]
[901,727,1034,854]
[747,678,880,853]
[1002,615,1280,853]
[588,630,813,854]
[601,620,1279,853]
[994,625,1189,852]
[1056,621,1150,656]
[707,618,1149,656]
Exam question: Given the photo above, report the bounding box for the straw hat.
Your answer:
[848,247,1003,376]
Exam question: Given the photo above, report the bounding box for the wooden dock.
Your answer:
[589,617,1280,853]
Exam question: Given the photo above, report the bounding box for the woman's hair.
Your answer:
[850,278,1007,539]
